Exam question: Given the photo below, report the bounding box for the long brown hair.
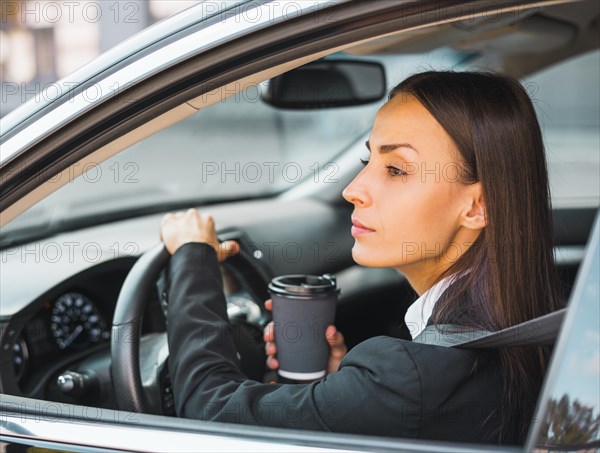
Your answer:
[389,71,562,444]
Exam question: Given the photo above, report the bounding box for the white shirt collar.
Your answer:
[404,275,456,339]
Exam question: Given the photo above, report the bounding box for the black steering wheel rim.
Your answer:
[111,239,269,414]
[111,243,170,414]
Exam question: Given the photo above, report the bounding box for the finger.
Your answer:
[266,356,279,370]
[160,212,175,230]
[265,299,272,311]
[200,212,214,225]
[263,321,274,342]
[330,345,347,361]
[264,341,276,356]
[160,213,173,242]
[326,326,346,346]
[325,325,336,341]
[326,326,347,359]
[224,241,239,255]
[217,241,239,262]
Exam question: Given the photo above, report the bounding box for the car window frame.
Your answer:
[0,393,521,453]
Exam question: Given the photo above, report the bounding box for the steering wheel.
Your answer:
[111,243,268,415]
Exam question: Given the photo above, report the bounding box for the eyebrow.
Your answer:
[365,140,418,154]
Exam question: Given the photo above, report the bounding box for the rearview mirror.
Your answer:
[262,60,387,109]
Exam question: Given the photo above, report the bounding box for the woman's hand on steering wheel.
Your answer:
[160,208,239,261]
[263,299,348,378]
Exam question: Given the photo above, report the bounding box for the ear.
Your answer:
[460,182,487,230]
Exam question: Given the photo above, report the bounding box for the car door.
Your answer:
[1,1,598,452]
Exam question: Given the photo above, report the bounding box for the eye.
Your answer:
[386,165,406,177]
[359,158,369,166]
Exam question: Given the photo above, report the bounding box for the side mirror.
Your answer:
[262,60,387,109]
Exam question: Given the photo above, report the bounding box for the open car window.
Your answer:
[5,49,600,240]
[1,49,470,243]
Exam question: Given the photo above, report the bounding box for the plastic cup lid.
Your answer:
[268,274,338,296]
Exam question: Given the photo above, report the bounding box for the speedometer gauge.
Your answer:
[50,292,109,350]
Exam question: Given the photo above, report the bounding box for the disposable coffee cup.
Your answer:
[268,274,339,381]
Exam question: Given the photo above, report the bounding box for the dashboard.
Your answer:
[0,226,275,408]
[1,258,157,398]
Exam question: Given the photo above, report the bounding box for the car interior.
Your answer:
[0,0,598,444]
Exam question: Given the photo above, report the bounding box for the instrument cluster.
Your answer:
[11,291,111,389]
[49,292,110,351]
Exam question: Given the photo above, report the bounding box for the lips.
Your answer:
[351,217,375,237]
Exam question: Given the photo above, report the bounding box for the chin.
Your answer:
[351,244,398,268]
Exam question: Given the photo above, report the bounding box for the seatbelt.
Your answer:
[412,308,567,348]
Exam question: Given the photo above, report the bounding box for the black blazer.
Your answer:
[166,243,510,444]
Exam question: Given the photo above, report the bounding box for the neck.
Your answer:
[396,260,451,296]
[395,228,481,296]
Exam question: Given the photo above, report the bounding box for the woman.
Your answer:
[160,71,561,444]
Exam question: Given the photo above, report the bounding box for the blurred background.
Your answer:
[1,0,201,116]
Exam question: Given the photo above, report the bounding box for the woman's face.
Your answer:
[342,94,481,290]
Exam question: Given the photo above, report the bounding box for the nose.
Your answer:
[342,171,372,207]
